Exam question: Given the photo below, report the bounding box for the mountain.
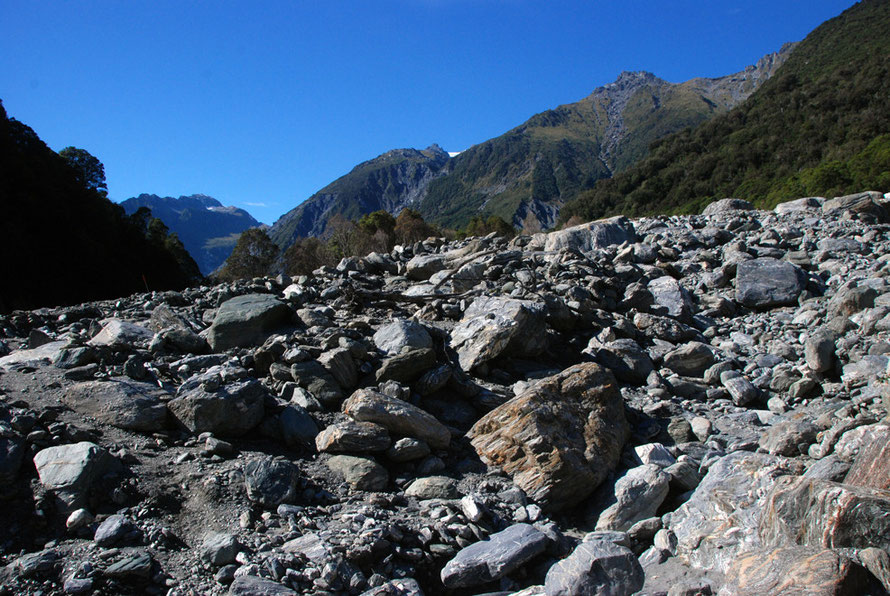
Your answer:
[418,47,793,230]
[0,101,200,313]
[120,194,261,274]
[561,0,890,221]
[269,144,450,248]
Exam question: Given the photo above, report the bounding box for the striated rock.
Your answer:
[440,523,549,588]
[844,424,890,490]
[722,546,881,596]
[228,575,298,595]
[342,389,450,449]
[759,416,820,456]
[759,475,890,552]
[822,190,888,222]
[469,363,628,512]
[668,451,803,574]
[63,378,169,432]
[450,296,547,371]
[244,457,299,507]
[648,276,692,319]
[315,420,391,453]
[375,347,436,384]
[205,294,292,351]
[318,347,358,390]
[662,342,715,377]
[735,257,806,309]
[544,537,644,596]
[290,360,344,406]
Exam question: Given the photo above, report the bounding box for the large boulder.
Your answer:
[595,464,670,532]
[205,294,292,351]
[440,523,549,588]
[668,451,803,574]
[702,198,754,215]
[326,455,388,491]
[88,319,153,349]
[647,276,693,320]
[735,257,806,309]
[33,442,121,510]
[468,363,629,512]
[63,379,169,432]
[844,424,890,490]
[342,389,450,449]
[167,365,265,436]
[822,191,888,222]
[542,216,636,253]
[544,536,644,596]
[373,320,433,355]
[315,420,391,453]
[450,296,547,371]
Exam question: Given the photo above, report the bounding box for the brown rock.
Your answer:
[723,547,881,596]
[342,388,450,449]
[467,363,628,512]
[844,424,890,490]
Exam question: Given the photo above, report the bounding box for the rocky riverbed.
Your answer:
[3,191,890,595]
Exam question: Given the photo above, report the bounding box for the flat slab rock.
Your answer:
[735,257,806,309]
[440,523,549,588]
[342,388,450,450]
[469,363,628,512]
[63,378,169,432]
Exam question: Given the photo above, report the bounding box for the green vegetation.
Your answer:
[561,0,890,222]
[0,101,201,312]
[216,228,279,281]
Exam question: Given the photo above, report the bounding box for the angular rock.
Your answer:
[342,389,450,449]
[469,363,629,512]
[450,296,547,371]
[648,276,692,319]
[822,190,888,222]
[279,404,318,447]
[244,457,299,507]
[315,420,391,453]
[440,523,549,588]
[201,532,239,566]
[373,320,433,356]
[589,339,653,385]
[722,547,881,596]
[735,257,806,309]
[404,476,460,500]
[94,514,138,547]
[721,370,759,406]
[702,198,754,215]
[542,216,636,253]
[662,342,715,377]
[544,538,644,596]
[759,417,820,456]
[595,464,670,532]
[88,319,153,349]
[318,347,358,389]
[63,379,169,432]
[805,331,837,374]
[205,294,292,351]
[844,424,890,490]
[33,442,120,510]
[375,347,436,384]
[326,455,388,491]
[290,360,344,406]
[168,367,265,436]
[228,575,298,596]
[668,451,803,574]
[104,550,153,579]
[0,436,25,488]
[406,254,449,281]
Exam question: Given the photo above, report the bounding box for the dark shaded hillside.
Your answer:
[0,101,201,313]
[121,194,261,274]
[561,0,890,221]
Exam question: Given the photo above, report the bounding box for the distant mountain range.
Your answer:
[270,44,794,249]
[120,194,261,274]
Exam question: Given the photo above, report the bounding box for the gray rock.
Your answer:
[33,442,120,510]
[94,514,138,547]
[544,539,644,596]
[15,549,59,577]
[290,360,344,406]
[318,347,358,389]
[702,198,754,215]
[88,319,153,348]
[104,550,153,579]
[406,254,449,281]
[404,476,460,500]
[375,347,437,384]
[648,276,692,319]
[359,578,425,596]
[228,576,298,595]
[205,294,292,351]
[279,405,318,447]
[326,455,388,491]
[590,339,654,385]
[721,370,759,406]
[822,191,888,222]
[542,216,636,253]
[596,464,670,532]
[450,296,547,371]
[386,437,430,462]
[315,420,391,453]
[805,331,837,374]
[168,366,266,436]
[201,532,239,566]
[662,342,715,377]
[774,197,823,213]
[0,436,25,487]
[759,417,820,456]
[841,355,888,388]
[63,379,169,432]
[735,257,806,309]
[440,523,549,588]
[244,457,299,507]
[342,388,450,449]
[415,364,452,396]
[373,320,433,356]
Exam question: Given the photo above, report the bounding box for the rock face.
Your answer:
[205,294,292,351]
[469,363,629,512]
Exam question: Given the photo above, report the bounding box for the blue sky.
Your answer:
[2,0,857,225]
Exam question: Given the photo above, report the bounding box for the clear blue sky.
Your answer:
[2,0,858,225]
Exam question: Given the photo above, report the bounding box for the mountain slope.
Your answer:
[561,0,890,221]
[0,101,200,313]
[270,145,450,248]
[417,46,793,230]
[120,194,261,274]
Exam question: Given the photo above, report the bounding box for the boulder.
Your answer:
[290,360,344,406]
[440,523,549,588]
[228,576,298,596]
[822,190,888,222]
[844,424,890,490]
[647,276,692,319]
[759,417,820,456]
[405,254,449,281]
[544,537,644,596]
[662,342,715,377]
[542,216,636,253]
[469,363,629,512]
[168,368,265,436]
[244,457,299,507]
[317,347,358,389]
[595,464,670,532]
[450,296,547,371]
[375,347,437,384]
[722,547,881,596]
[326,455,388,491]
[63,378,169,432]
[315,420,391,453]
[88,319,153,349]
[668,451,803,574]
[702,198,754,215]
[279,405,319,447]
[33,442,121,510]
[373,320,433,356]
[404,476,460,500]
[735,257,806,309]
[205,294,292,351]
[342,389,450,449]
[589,339,653,385]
